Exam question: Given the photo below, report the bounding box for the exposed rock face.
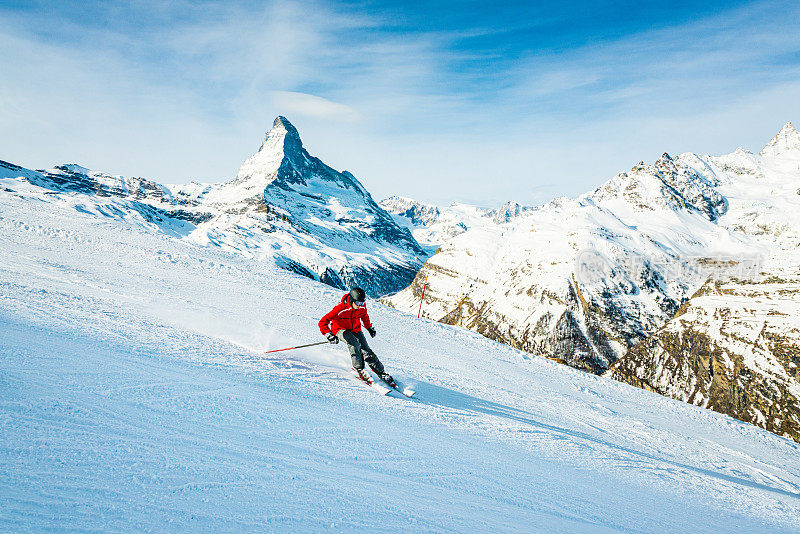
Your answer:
[384,122,800,441]
[608,262,800,442]
[0,159,214,226]
[1,117,427,297]
[606,127,800,442]
[6,118,800,441]
[490,201,532,224]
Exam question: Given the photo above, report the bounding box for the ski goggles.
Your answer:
[353,300,365,306]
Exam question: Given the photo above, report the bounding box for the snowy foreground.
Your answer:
[2,180,800,532]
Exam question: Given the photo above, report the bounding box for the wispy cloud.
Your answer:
[268,92,362,122]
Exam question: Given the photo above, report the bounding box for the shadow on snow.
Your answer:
[409,381,800,500]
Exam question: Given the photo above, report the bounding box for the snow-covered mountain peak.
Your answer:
[489,200,533,223]
[5,170,800,531]
[380,196,530,253]
[1,116,427,297]
[586,150,725,220]
[209,115,376,211]
[18,163,175,203]
[258,115,303,156]
[655,152,674,165]
[380,196,441,226]
[271,114,299,135]
[229,116,305,191]
[206,116,341,209]
[760,121,800,158]
[195,116,426,295]
[56,163,94,174]
[385,127,800,441]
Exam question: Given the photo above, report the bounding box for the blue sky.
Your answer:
[1,0,799,206]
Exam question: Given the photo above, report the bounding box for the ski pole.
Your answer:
[263,340,330,354]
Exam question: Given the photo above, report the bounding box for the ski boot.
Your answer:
[376,372,397,389]
[353,367,371,383]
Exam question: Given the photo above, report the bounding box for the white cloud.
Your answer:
[268,92,362,122]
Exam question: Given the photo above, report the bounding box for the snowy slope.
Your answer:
[2,152,800,532]
[0,117,426,297]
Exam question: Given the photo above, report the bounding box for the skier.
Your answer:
[319,287,396,387]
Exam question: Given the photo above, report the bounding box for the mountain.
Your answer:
[0,116,426,296]
[4,117,798,442]
[383,123,800,441]
[760,121,800,158]
[3,162,800,531]
[0,160,213,234]
[383,151,740,373]
[607,262,800,442]
[380,195,533,253]
[607,125,800,442]
[183,116,427,296]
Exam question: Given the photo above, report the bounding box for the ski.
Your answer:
[352,368,391,395]
[376,374,416,398]
[392,383,415,398]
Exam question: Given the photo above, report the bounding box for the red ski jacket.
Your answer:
[319,293,372,335]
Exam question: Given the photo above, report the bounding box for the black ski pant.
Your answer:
[337,330,384,374]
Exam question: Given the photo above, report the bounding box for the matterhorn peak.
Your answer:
[269,116,300,140]
[759,121,800,158]
[229,116,307,188]
[256,116,303,155]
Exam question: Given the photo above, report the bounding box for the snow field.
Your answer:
[1,182,800,532]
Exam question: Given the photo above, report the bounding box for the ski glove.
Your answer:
[367,327,376,338]
[326,332,338,344]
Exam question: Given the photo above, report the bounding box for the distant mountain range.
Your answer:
[379,196,532,255]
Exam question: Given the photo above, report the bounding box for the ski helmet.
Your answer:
[349,287,366,304]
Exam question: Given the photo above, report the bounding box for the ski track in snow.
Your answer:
[2,186,800,532]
